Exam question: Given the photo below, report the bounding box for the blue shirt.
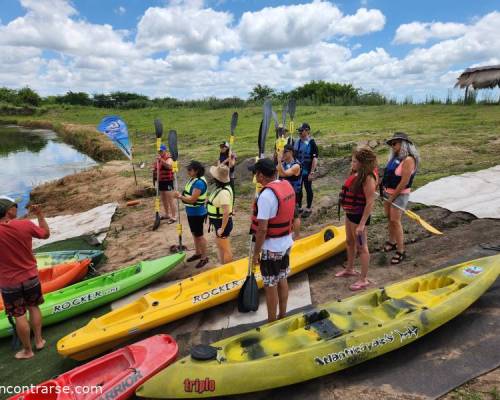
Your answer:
[185,179,208,217]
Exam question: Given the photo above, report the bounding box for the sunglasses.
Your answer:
[390,141,401,146]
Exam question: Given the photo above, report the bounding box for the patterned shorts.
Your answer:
[259,248,291,287]
[0,276,44,318]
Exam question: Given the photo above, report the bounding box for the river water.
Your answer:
[0,125,97,216]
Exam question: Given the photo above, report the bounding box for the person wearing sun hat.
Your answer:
[207,165,234,264]
[0,197,50,360]
[217,141,237,208]
[381,132,420,265]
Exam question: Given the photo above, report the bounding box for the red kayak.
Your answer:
[9,334,178,400]
[0,259,90,311]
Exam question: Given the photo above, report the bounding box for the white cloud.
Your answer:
[136,2,238,55]
[0,0,137,58]
[394,21,468,45]
[238,1,385,51]
[114,6,126,16]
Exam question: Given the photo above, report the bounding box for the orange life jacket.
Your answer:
[250,180,295,238]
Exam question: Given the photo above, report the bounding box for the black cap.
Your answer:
[386,132,413,145]
[248,158,276,177]
[297,122,311,132]
[220,141,229,147]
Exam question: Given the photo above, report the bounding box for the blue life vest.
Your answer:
[293,139,312,175]
[382,157,416,190]
[281,160,302,194]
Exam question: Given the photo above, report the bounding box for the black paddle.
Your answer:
[272,110,279,138]
[152,118,163,231]
[288,98,296,134]
[238,99,272,313]
[168,130,188,253]
[229,111,238,159]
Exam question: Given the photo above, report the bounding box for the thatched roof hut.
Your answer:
[455,65,500,90]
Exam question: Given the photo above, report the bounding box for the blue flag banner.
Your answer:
[97,116,132,160]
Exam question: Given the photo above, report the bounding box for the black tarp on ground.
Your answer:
[169,247,500,400]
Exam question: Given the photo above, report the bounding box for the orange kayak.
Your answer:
[0,259,90,311]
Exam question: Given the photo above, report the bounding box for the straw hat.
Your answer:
[210,165,230,183]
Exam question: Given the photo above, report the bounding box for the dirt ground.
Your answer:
[30,160,499,399]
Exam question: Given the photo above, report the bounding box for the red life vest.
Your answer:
[339,171,377,214]
[250,180,295,238]
[153,153,174,182]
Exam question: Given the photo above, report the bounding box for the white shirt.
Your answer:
[256,181,294,252]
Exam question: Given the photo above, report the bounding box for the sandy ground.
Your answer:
[31,160,499,399]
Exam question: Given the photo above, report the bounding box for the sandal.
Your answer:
[383,241,397,252]
[335,269,360,278]
[195,258,209,269]
[349,280,370,291]
[391,251,406,265]
[186,254,202,262]
[167,218,176,224]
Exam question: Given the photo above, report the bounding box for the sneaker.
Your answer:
[186,254,202,262]
[195,258,209,269]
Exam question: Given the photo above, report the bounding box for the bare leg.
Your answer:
[345,218,356,271]
[390,207,405,252]
[277,278,289,319]
[13,314,34,359]
[167,191,176,219]
[216,237,233,264]
[264,286,278,322]
[293,217,301,240]
[28,306,45,350]
[160,191,170,218]
[357,227,370,283]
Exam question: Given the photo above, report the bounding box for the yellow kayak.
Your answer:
[57,225,346,360]
[137,255,500,398]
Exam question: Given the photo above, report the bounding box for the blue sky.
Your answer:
[1,0,500,100]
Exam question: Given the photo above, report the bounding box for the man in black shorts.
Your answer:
[0,199,50,359]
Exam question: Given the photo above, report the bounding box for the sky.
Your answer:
[1,0,500,100]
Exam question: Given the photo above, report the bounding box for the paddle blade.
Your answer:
[238,273,259,312]
[272,110,279,131]
[406,210,443,235]
[282,104,287,127]
[260,99,272,156]
[168,130,178,161]
[288,98,296,120]
[152,213,161,231]
[230,112,238,135]
[154,119,163,139]
[258,119,263,154]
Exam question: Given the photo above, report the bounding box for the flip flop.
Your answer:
[349,281,371,291]
[166,218,176,224]
[335,269,360,278]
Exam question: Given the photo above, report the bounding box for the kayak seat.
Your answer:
[304,310,344,340]
[357,298,417,324]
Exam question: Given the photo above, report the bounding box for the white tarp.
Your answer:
[32,203,118,248]
[112,272,312,333]
[410,165,500,219]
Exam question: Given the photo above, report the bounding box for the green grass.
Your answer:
[5,104,500,189]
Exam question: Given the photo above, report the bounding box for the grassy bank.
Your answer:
[4,103,500,187]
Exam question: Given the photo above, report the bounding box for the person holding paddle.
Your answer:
[0,198,50,359]
[217,141,237,208]
[382,132,420,264]
[337,148,378,291]
[207,165,233,264]
[175,161,209,268]
[277,144,302,239]
[249,158,295,322]
[152,144,176,224]
[293,122,319,218]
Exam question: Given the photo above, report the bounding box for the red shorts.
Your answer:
[0,276,44,317]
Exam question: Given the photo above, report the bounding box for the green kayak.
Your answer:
[0,253,185,338]
[35,250,105,268]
